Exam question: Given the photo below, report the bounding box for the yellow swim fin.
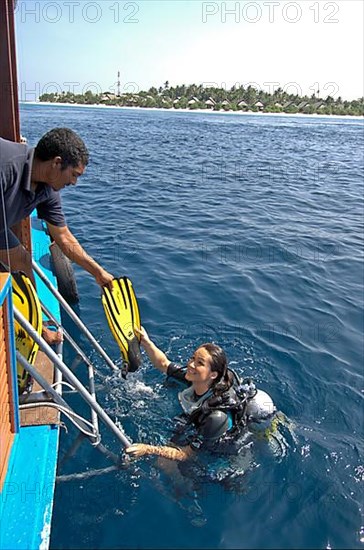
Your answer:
[101,277,142,374]
[12,272,43,394]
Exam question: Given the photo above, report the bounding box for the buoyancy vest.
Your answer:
[179,370,276,433]
[178,386,214,415]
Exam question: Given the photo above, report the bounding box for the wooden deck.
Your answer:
[20,350,60,426]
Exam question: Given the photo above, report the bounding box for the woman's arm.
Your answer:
[136,326,171,373]
[126,443,194,461]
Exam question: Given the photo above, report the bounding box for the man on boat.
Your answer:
[0,127,114,343]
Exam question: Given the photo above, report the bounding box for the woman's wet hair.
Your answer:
[35,127,89,169]
[199,343,233,394]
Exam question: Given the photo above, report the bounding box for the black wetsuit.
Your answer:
[167,363,236,450]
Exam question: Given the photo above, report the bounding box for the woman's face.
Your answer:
[185,347,217,385]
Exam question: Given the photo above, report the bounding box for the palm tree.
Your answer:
[244,85,257,105]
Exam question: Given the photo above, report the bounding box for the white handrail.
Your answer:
[14,306,131,449]
[32,259,119,372]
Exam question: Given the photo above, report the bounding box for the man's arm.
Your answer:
[46,223,113,287]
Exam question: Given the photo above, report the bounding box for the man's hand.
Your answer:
[95,268,114,289]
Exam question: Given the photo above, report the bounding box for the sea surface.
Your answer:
[20,104,364,550]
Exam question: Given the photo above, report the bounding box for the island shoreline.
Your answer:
[21,101,364,121]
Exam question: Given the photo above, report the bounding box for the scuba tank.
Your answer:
[236,377,276,422]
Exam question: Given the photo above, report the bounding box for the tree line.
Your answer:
[39,82,364,116]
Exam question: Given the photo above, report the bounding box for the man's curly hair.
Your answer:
[35,128,89,169]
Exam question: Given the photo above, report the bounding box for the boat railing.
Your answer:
[14,305,131,456]
[11,261,133,472]
[38,299,99,435]
[32,259,119,372]
[33,257,133,455]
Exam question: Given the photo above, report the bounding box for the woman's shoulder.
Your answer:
[166,362,189,383]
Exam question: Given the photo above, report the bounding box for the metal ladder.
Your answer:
[13,260,132,469]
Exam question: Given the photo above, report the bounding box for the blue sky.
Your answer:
[15,0,363,101]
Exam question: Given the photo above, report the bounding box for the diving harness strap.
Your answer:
[178,372,260,431]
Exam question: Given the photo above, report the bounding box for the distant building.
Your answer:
[254,101,264,111]
[100,92,117,102]
[283,101,298,110]
[237,100,248,110]
[188,96,199,106]
[205,97,216,109]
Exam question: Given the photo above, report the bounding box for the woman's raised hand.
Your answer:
[134,325,150,346]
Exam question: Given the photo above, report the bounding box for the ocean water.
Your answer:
[20,104,363,550]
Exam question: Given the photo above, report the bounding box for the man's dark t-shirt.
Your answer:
[0,138,66,248]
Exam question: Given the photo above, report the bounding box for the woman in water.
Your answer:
[126,327,276,461]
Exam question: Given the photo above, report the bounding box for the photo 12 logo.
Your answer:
[202,2,340,24]
[15,1,140,24]
[18,80,140,102]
